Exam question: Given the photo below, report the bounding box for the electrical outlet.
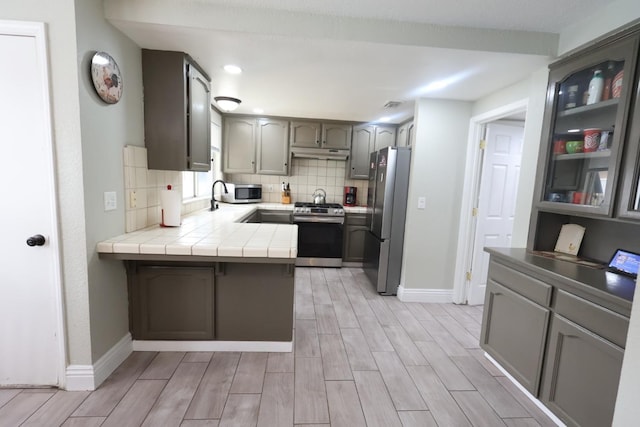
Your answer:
[129,190,137,208]
[268,184,274,192]
[104,191,117,211]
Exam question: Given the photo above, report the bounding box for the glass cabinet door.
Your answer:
[539,37,638,216]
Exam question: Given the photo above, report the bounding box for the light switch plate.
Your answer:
[104,191,117,211]
[417,196,426,209]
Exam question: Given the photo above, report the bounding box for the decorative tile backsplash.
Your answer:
[123,146,208,232]
[227,158,369,205]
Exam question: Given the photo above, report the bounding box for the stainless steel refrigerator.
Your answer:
[364,146,411,295]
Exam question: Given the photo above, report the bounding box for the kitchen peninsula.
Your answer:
[97,203,298,352]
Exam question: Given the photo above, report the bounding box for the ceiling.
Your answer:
[104,0,617,123]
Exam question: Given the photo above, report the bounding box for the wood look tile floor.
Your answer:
[0,268,557,427]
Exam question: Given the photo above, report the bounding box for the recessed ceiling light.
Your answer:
[223,64,242,74]
[253,108,264,114]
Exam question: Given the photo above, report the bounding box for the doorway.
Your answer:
[453,100,527,305]
[0,21,65,386]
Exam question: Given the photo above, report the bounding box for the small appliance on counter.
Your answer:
[220,183,262,203]
[344,186,357,206]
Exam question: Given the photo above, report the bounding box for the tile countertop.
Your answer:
[97,203,296,259]
[97,203,369,259]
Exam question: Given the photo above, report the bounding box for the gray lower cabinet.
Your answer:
[343,214,368,262]
[130,265,215,340]
[540,314,624,427]
[126,261,295,342]
[481,279,550,395]
[481,254,630,427]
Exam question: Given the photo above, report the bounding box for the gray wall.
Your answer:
[75,0,144,360]
[1,0,93,366]
[401,98,472,290]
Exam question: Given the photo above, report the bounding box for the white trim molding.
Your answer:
[484,352,566,427]
[132,340,293,353]
[65,333,133,391]
[397,285,454,303]
[453,99,529,305]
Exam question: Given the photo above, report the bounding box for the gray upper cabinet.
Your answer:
[533,35,639,217]
[223,117,256,173]
[396,120,414,148]
[291,121,352,150]
[350,124,375,179]
[374,125,397,151]
[322,123,352,149]
[257,119,289,175]
[142,49,211,172]
[223,117,289,175]
[350,124,397,179]
[290,121,321,148]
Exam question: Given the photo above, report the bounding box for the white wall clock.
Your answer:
[90,51,123,104]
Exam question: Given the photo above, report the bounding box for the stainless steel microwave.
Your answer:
[220,183,262,204]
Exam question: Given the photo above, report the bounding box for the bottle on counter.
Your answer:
[586,70,604,105]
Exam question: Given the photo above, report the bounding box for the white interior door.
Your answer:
[0,23,63,386]
[467,122,524,305]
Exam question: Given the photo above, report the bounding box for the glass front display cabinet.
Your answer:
[537,37,638,216]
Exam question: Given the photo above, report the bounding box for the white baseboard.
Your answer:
[65,333,133,391]
[484,352,565,427]
[397,285,453,303]
[132,340,292,352]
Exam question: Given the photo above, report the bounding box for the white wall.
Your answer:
[1,0,93,366]
[558,0,640,55]
[401,98,471,290]
[75,0,144,360]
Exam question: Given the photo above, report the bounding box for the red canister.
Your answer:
[553,139,566,154]
[612,70,624,98]
[583,128,601,152]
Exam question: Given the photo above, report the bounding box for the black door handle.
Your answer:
[26,234,46,247]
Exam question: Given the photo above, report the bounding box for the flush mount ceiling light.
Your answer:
[214,96,241,112]
[223,64,242,74]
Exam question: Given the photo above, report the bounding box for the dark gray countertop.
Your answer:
[485,247,636,317]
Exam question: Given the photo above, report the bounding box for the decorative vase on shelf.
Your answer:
[586,70,604,105]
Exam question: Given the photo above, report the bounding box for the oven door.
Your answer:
[294,218,343,267]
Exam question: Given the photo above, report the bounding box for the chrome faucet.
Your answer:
[210,179,229,211]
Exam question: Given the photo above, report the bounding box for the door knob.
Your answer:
[26,234,46,247]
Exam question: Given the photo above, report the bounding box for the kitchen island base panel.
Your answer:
[216,262,294,342]
[126,261,294,342]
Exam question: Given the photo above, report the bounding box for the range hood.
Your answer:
[291,146,350,160]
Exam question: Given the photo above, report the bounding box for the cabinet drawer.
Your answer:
[345,214,366,226]
[488,260,552,307]
[554,289,629,348]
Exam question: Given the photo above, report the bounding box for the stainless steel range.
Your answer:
[293,202,345,267]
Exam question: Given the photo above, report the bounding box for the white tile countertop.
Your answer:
[97,203,296,258]
[97,202,369,259]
